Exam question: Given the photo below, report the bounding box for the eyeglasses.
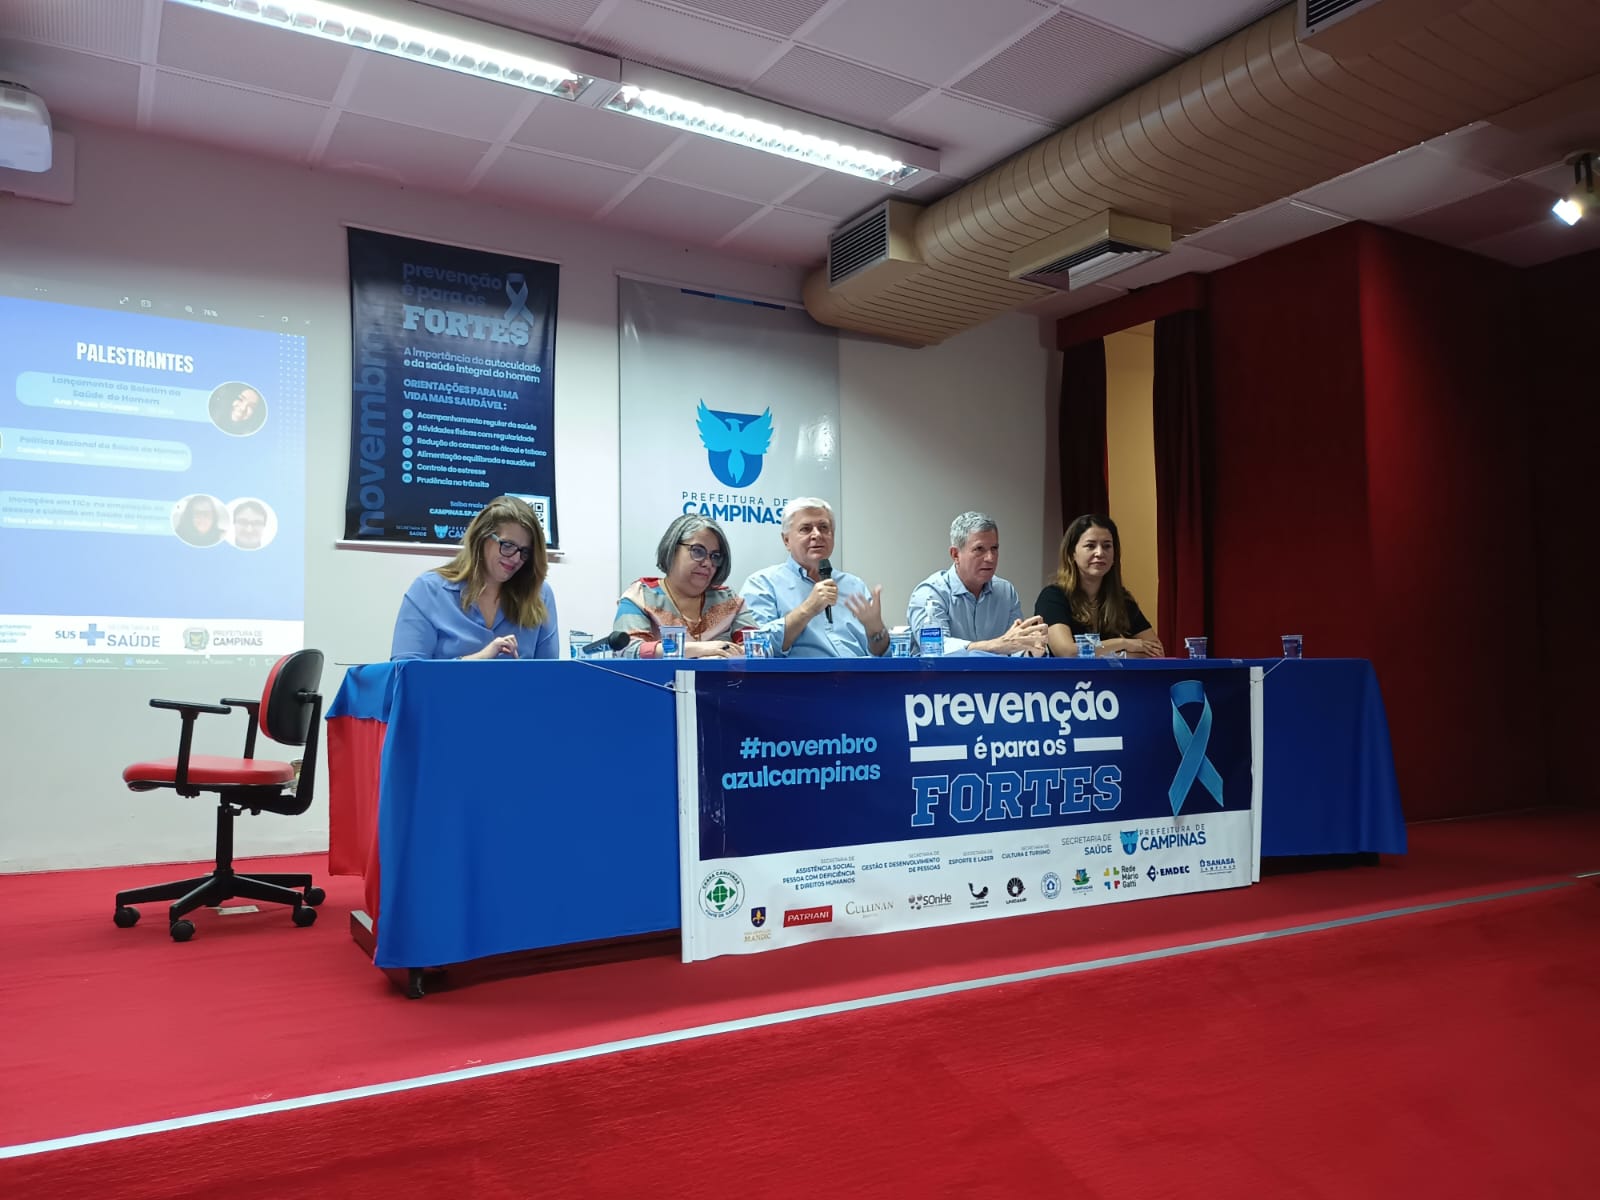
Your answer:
[679,541,725,566]
[486,533,534,562]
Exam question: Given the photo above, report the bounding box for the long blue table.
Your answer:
[327,657,1405,971]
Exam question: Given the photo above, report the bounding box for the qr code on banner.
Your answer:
[512,494,550,539]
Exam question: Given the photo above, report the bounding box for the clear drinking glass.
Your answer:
[659,625,686,659]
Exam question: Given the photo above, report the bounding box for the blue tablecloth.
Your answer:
[328,657,1405,968]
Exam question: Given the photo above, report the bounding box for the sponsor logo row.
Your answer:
[701,855,1236,933]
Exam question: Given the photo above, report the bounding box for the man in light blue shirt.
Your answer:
[906,512,1047,655]
[740,497,890,658]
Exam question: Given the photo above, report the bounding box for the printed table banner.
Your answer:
[618,279,838,594]
[677,664,1261,961]
[345,228,560,547]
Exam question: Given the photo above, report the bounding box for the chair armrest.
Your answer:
[221,697,263,759]
[147,699,230,791]
[150,699,233,717]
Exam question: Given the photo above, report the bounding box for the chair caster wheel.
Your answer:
[303,887,326,907]
[170,919,196,942]
[292,905,318,928]
[114,906,140,928]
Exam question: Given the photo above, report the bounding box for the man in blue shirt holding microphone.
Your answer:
[906,511,1048,656]
[739,497,891,657]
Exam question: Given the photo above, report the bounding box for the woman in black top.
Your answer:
[1034,514,1164,658]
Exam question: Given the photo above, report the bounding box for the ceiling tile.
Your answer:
[897,171,963,204]
[1466,217,1600,268]
[156,3,353,104]
[754,46,930,127]
[888,93,1051,178]
[1062,0,1284,54]
[321,112,494,191]
[475,146,635,217]
[1517,159,1585,197]
[1390,180,1562,248]
[585,0,785,88]
[4,0,144,58]
[802,0,1048,86]
[448,0,607,40]
[717,206,837,265]
[1018,281,1126,320]
[664,0,831,38]
[150,74,328,165]
[950,11,1179,125]
[605,175,764,244]
[343,54,529,144]
[1104,242,1236,290]
[1296,146,1505,223]
[0,39,140,127]
[782,171,899,220]
[1423,121,1570,182]
[1187,200,1349,258]
[511,99,682,170]
[654,135,821,202]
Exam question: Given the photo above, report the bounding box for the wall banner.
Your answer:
[345,228,559,547]
[618,279,838,590]
[678,663,1261,961]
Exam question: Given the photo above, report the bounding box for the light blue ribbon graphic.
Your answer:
[504,272,531,322]
[1168,680,1225,816]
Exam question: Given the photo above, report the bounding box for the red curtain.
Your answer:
[1152,311,1210,655]
[1059,338,1108,527]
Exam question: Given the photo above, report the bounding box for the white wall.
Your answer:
[0,123,1050,871]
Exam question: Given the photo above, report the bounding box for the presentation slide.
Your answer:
[0,287,306,671]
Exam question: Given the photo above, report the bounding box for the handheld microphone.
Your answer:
[580,631,630,656]
[818,558,834,624]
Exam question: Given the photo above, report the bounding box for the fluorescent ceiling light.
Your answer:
[601,64,937,186]
[171,0,619,101]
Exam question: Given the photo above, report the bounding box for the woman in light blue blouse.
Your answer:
[390,495,559,661]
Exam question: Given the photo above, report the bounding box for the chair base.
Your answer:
[116,868,319,925]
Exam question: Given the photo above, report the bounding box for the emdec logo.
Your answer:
[696,402,773,487]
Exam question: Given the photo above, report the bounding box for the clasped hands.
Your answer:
[993,615,1050,657]
[466,634,519,660]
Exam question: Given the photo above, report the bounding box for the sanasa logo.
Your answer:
[1199,857,1237,875]
[782,906,833,928]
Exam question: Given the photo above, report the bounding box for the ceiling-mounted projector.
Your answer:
[0,80,52,172]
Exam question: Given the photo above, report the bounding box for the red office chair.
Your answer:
[113,649,326,942]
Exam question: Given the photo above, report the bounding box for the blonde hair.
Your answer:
[436,496,549,629]
[1054,514,1138,637]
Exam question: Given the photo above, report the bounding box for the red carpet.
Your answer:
[3,877,1594,1198]
[1,808,1597,1148]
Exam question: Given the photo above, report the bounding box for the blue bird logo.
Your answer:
[696,402,774,488]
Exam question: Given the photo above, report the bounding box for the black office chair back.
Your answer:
[260,649,323,747]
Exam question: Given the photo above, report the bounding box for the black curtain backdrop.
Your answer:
[1059,338,1109,530]
[1152,310,1212,656]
